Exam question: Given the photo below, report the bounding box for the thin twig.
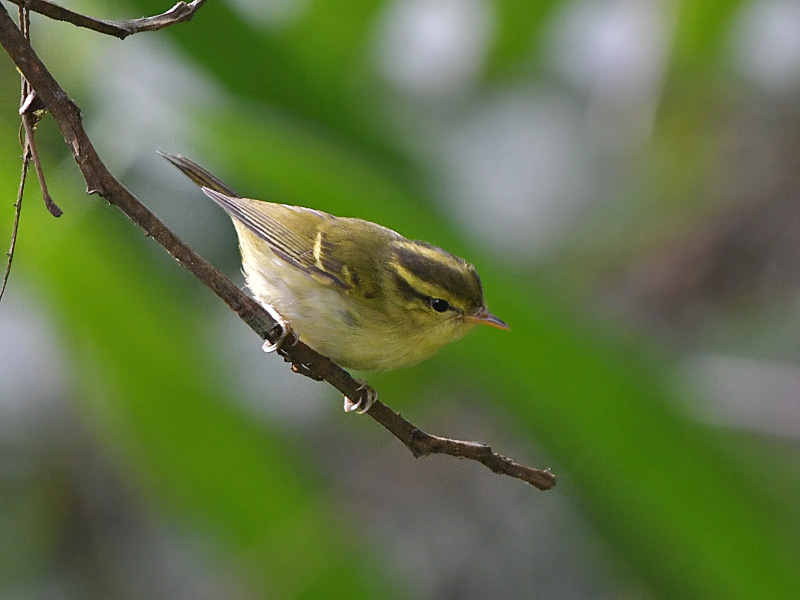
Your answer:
[20,96,62,217]
[4,0,207,39]
[0,3,555,490]
[0,149,27,303]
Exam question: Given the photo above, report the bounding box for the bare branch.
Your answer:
[4,0,206,39]
[0,3,555,490]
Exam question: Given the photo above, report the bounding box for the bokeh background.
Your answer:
[2,0,800,598]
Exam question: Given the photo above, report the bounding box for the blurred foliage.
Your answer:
[2,0,800,599]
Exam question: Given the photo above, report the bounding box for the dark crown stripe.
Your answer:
[392,242,480,302]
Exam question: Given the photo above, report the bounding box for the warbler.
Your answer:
[162,153,508,412]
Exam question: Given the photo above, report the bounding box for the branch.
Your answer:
[0,3,555,490]
[368,403,555,488]
[4,0,206,39]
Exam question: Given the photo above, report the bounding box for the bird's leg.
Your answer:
[261,304,297,352]
[343,380,377,414]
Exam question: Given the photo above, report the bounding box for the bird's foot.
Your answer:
[261,305,297,352]
[343,380,377,414]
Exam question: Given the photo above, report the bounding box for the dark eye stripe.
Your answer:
[392,273,458,316]
[392,272,432,304]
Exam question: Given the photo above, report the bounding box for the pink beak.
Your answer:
[466,307,510,330]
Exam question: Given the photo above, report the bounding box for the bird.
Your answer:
[161,152,508,413]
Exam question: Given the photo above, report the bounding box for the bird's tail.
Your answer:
[159,151,241,198]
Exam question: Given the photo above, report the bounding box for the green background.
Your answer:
[2,0,799,598]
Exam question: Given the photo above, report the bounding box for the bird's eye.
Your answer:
[430,298,450,313]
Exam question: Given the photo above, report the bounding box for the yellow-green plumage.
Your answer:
[162,153,507,371]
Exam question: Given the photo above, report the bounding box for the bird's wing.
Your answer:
[203,188,356,290]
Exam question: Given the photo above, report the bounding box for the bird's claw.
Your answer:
[343,380,377,414]
[261,305,297,353]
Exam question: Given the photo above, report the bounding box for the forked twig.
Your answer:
[2,0,60,303]
[17,2,61,216]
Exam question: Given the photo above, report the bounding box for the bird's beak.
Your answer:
[467,307,510,330]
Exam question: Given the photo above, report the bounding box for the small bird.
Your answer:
[162,153,508,412]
